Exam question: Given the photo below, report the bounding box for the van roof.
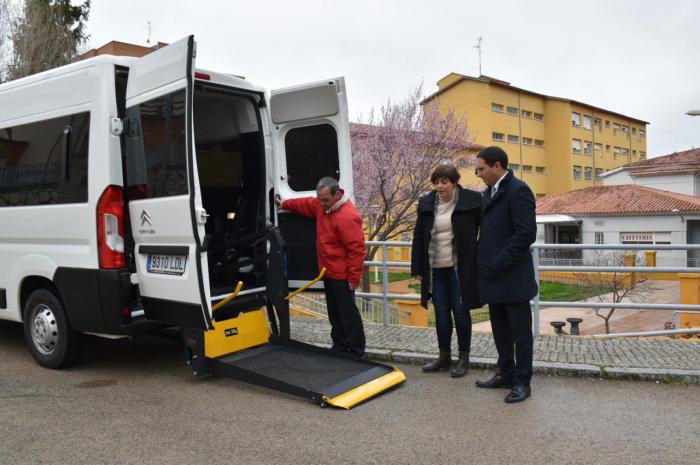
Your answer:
[0,54,264,94]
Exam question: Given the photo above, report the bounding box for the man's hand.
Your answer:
[413,275,422,282]
[274,194,283,207]
[349,281,360,291]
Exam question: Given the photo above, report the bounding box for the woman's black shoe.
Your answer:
[422,351,452,372]
[450,352,469,378]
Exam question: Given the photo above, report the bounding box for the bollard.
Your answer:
[550,321,567,335]
[567,317,583,335]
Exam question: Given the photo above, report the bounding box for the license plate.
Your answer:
[147,254,187,275]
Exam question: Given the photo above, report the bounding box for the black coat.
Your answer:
[411,185,483,310]
[477,170,538,303]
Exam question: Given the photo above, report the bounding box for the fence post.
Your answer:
[382,244,389,326]
[532,246,541,337]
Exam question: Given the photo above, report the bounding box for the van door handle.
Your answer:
[196,208,209,224]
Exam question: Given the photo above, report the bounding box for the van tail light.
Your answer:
[97,185,125,269]
[194,72,211,80]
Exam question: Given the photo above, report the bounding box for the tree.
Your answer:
[351,85,480,291]
[3,0,90,81]
[0,0,15,82]
[576,251,649,334]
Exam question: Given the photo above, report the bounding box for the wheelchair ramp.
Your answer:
[208,338,405,409]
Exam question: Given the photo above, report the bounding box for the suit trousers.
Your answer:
[488,301,533,386]
[324,278,366,357]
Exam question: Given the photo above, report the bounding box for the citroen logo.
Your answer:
[140,210,151,227]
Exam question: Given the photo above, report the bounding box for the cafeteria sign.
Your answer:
[620,232,653,243]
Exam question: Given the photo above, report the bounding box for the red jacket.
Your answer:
[282,193,365,286]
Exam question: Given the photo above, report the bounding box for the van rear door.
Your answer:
[124,35,212,330]
[270,78,354,289]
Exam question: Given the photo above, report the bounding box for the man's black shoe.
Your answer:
[475,374,513,389]
[505,384,531,403]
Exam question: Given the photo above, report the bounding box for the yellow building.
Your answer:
[422,73,649,197]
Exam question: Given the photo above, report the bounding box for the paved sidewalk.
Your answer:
[290,317,700,383]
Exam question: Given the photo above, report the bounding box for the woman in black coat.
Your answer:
[411,164,482,377]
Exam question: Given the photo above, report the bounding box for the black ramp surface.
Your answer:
[217,344,393,398]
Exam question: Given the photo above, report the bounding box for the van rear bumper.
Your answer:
[54,267,162,335]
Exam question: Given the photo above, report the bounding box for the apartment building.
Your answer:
[422,73,649,196]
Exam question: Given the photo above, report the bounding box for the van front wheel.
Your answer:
[23,288,85,369]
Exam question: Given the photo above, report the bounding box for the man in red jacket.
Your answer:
[278,177,366,357]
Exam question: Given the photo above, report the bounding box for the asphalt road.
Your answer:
[1,320,698,465]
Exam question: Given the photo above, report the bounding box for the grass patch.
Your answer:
[369,271,413,283]
[427,306,490,327]
[661,373,688,385]
[539,281,601,302]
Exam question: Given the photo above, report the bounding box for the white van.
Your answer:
[0,36,404,408]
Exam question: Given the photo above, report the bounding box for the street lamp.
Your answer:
[686,110,700,116]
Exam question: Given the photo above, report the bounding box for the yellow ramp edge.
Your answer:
[325,368,406,409]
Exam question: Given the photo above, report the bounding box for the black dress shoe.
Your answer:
[475,374,513,389]
[505,384,531,403]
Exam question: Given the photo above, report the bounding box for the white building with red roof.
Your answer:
[536,184,700,266]
[602,148,700,196]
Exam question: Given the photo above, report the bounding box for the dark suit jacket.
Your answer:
[411,185,483,310]
[477,170,538,303]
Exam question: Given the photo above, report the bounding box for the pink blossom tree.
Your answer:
[351,85,480,290]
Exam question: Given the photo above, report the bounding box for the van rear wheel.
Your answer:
[23,288,84,369]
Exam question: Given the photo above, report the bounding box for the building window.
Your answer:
[595,232,604,244]
[535,166,545,174]
[622,148,630,156]
[510,163,520,171]
[507,134,519,143]
[401,231,411,242]
[594,143,602,153]
[594,117,602,129]
[606,144,611,151]
[573,165,582,180]
[522,137,533,145]
[583,115,592,130]
[534,139,545,147]
[522,110,532,118]
[640,151,646,159]
[621,125,629,133]
[639,129,646,138]
[571,112,581,127]
[613,122,621,131]
[584,166,592,180]
[492,132,504,141]
[507,106,518,116]
[572,139,582,153]
[613,146,621,158]
[595,168,603,180]
[605,120,611,128]
[584,141,593,155]
[534,112,544,121]
[522,165,533,173]
[491,103,504,113]
[632,127,637,134]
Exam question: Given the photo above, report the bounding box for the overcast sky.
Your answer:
[84,0,699,157]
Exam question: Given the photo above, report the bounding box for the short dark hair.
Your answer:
[477,146,509,169]
[430,164,460,184]
[316,176,340,195]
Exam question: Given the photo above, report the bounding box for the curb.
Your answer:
[360,347,700,384]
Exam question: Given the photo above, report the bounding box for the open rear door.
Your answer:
[124,35,212,330]
[270,78,354,288]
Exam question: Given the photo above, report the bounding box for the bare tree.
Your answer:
[0,0,16,82]
[351,85,480,291]
[577,251,648,334]
[4,0,90,81]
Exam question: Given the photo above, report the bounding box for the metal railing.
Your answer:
[531,243,700,336]
[349,241,700,336]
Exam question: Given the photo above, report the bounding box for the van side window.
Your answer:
[284,123,339,191]
[125,90,188,198]
[0,112,89,206]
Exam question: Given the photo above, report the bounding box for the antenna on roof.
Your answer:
[147,21,152,46]
[473,36,483,76]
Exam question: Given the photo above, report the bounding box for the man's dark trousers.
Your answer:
[489,301,533,385]
[323,278,366,356]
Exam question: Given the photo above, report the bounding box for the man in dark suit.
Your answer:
[474,146,538,403]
